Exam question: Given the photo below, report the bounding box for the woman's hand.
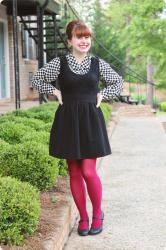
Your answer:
[96,92,103,108]
[53,89,63,105]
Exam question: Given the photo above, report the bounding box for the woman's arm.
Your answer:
[31,57,60,95]
[98,58,124,100]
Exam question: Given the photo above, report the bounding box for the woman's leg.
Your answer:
[66,159,89,229]
[79,158,103,229]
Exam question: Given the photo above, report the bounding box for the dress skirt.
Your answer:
[49,93,112,159]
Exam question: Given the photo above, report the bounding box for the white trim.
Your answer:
[0,15,10,100]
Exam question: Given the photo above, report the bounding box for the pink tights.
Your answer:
[66,158,102,229]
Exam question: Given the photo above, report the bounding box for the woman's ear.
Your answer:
[67,39,72,48]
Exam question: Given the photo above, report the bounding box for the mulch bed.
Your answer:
[1,175,71,250]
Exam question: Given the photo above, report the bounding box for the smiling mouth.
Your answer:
[79,45,89,48]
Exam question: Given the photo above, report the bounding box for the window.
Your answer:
[21,17,37,60]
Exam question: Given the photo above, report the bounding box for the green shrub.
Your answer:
[39,122,52,132]
[28,101,58,113]
[5,109,32,118]
[0,176,40,245]
[20,130,50,145]
[5,109,54,123]
[129,84,136,93]
[58,159,68,176]
[153,96,160,108]
[29,110,55,123]
[160,102,166,112]
[4,102,56,121]
[131,94,160,107]
[0,122,31,144]
[0,114,15,123]
[0,139,10,152]
[131,93,146,103]
[0,116,45,131]
[100,103,112,124]
[0,141,59,190]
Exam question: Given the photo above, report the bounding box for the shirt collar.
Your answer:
[66,52,91,66]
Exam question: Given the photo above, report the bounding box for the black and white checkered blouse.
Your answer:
[31,52,123,100]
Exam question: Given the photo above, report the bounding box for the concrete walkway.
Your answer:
[63,116,166,250]
[0,100,40,115]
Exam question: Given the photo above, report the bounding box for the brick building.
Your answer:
[0,0,67,105]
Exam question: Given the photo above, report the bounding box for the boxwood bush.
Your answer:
[0,141,59,190]
[20,130,50,145]
[0,116,45,131]
[28,101,58,113]
[8,109,55,123]
[39,122,52,132]
[58,159,69,176]
[0,122,31,144]
[5,109,32,118]
[4,103,56,123]
[30,110,55,123]
[0,139,10,152]
[0,176,40,245]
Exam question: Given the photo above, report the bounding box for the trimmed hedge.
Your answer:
[28,102,58,113]
[0,139,10,152]
[28,110,55,123]
[4,102,57,123]
[0,176,40,245]
[58,159,69,176]
[20,130,50,145]
[8,109,55,123]
[39,122,52,132]
[5,109,32,118]
[0,122,31,144]
[0,116,45,131]
[0,141,59,190]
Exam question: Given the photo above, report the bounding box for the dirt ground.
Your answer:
[0,175,71,250]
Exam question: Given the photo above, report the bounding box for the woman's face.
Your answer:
[68,34,91,54]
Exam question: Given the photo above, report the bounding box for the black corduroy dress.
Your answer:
[49,55,112,159]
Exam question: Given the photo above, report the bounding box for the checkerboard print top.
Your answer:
[31,52,123,100]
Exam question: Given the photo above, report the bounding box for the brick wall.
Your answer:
[8,16,39,102]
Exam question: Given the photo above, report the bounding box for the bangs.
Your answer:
[72,25,92,38]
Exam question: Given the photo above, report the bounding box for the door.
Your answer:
[0,22,6,99]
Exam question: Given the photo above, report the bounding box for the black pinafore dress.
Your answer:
[49,55,112,159]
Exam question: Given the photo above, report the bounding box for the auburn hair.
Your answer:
[66,20,92,40]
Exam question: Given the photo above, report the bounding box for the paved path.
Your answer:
[0,100,40,115]
[64,116,166,250]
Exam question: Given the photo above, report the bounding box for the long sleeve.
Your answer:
[98,58,124,100]
[31,57,60,95]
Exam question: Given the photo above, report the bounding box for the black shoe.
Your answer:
[77,218,89,236]
[88,211,104,235]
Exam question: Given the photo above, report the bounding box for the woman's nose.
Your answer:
[80,37,86,43]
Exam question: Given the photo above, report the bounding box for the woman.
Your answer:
[31,20,123,236]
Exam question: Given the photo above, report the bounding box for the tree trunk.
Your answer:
[146,56,154,108]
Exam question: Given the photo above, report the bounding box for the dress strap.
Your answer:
[58,54,66,76]
[91,55,100,79]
